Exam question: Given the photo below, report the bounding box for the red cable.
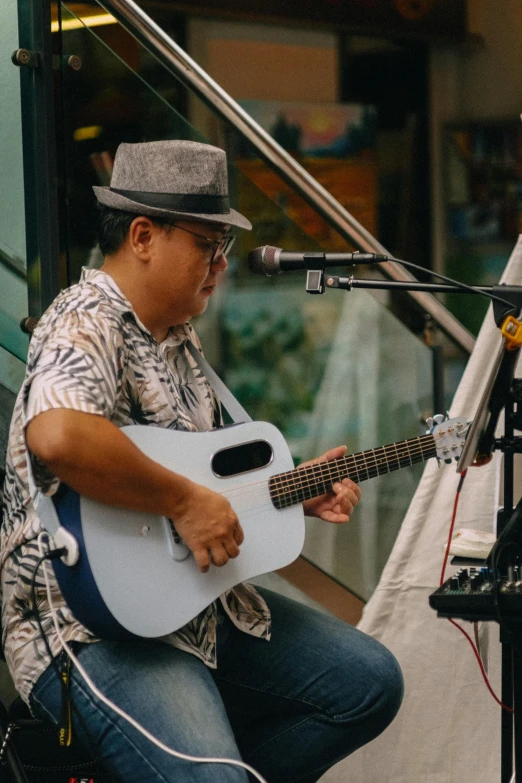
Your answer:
[448,618,512,712]
[441,470,513,713]
[440,470,467,587]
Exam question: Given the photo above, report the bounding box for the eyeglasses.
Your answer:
[173,224,235,265]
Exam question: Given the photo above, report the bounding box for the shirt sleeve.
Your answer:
[23,308,123,427]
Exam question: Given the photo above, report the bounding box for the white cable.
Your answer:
[37,533,267,783]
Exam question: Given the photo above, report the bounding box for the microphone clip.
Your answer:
[303,253,326,295]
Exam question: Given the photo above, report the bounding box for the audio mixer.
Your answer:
[430,566,522,622]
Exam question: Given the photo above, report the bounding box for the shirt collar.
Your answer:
[80,267,193,347]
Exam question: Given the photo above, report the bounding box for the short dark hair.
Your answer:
[97,205,175,256]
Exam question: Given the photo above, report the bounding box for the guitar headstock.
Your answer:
[426,414,470,464]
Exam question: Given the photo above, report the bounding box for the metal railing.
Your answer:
[87,0,474,354]
[0,248,26,281]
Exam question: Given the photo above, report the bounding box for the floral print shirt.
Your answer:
[1,268,270,704]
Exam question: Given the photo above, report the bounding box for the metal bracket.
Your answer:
[20,316,39,335]
[66,54,82,71]
[52,54,82,71]
[304,252,326,295]
[11,49,81,71]
[501,315,522,351]
[11,48,40,68]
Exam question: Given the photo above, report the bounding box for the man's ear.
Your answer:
[128,217,155,261]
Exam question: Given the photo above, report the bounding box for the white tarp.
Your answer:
[322,236,522,782]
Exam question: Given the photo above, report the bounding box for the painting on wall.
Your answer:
[237,100,378,251]
[240,100,377,159]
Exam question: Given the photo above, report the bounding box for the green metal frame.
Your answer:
[16,0,63,316]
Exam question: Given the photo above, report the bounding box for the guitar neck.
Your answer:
[269,434,437,510]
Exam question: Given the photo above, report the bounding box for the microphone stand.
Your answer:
[316,269,522,782]
[324,275,522,299]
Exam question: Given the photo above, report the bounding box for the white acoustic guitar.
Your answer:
[51,415,469,640]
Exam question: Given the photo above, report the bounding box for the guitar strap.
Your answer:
[26,341,251,538]
[186,341,252,424]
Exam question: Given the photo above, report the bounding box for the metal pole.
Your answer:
[16,0,62,316]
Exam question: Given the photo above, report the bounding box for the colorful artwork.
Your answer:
[237,100,378,251]
[240,100,376,159]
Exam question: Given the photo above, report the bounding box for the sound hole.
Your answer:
[212,440,273,478]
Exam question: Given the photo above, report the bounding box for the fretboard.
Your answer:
[269,434,436,510]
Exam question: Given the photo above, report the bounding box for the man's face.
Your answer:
[149,219,232,325]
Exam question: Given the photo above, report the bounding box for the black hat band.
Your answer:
[110,188,230,214]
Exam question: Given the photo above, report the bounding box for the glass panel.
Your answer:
[0,294,29,363]
[0,0,29,381]
[0,345,26,396]
[301,294,432,600]
[56,4,452,598]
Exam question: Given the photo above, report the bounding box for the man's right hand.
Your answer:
[26,409,244,573]
[171,482,244,573]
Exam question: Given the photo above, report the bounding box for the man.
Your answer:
[1,140,403,782]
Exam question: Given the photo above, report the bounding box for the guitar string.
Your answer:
[217,436,446,505]
[219,454,430,516]
[204,422,467,508]
[219,438,435,498]
[166,437,461,530]
[220,436,446,503]
[264,447,437,507]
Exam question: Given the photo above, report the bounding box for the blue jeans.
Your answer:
[31,587,403,782]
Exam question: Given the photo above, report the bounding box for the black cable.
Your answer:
[28,543,108,774]
[388,257,519,314]
[29,549,68,686]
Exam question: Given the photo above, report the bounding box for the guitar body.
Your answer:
[51,414,468,640]
[53,421,305,640]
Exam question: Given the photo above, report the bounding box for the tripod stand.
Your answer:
[488,380,522,783]
[318,265,522,782]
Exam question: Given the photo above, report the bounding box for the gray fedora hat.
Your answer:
[93,139,252,230]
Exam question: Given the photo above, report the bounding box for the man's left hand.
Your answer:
[300,446,362,523]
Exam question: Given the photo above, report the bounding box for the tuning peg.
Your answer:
[425,417,434,429]
[433,414,445,425]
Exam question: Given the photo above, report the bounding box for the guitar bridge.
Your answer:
[168,518,181,544]
[165,518,191,562]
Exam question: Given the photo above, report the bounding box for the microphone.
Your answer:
[248,246,389,276]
